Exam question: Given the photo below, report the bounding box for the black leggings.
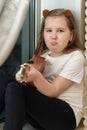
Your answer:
[0,69,15,114]
[3,81,76,130]
[0,70,9,113]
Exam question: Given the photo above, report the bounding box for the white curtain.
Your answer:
[0,0,30,66]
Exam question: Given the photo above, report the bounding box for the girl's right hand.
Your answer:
[15,67,24,83]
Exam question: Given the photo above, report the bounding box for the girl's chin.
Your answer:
[50,47,56,51]
[50,48,58,52]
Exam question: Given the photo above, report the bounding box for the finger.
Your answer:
[20,74,23,78]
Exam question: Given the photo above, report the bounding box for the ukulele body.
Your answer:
[21,55,45,86]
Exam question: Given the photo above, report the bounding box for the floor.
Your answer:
[0,123,4,130]
[0,122,84,130]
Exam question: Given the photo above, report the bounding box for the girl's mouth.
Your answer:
[51,42,57,46]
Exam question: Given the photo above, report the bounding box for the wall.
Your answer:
[41,0,81,21]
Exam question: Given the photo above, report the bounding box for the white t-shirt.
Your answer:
[42,50,84,126]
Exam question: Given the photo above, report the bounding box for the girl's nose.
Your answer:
[51,32,57,39]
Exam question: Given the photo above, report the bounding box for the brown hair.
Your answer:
[35,8,84,55]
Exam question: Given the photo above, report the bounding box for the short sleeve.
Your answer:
[59,51,84,84]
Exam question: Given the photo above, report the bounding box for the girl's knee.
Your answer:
[6,81,23,94]
[8,81,20,88]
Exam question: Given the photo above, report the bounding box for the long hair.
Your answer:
[35,9,85,55]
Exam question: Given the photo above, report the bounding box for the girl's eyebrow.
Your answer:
[44,27,65,29]
[44,27,51,29]
[44,28,52,30]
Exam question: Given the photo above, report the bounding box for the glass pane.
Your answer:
[0,33,22,78]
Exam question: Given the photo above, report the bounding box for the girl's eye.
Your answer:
[46,30,52,32]
[57,29,64,32]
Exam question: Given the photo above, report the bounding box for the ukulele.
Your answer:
[20,55,45,86]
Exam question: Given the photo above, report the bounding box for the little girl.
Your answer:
[3,8,84,130]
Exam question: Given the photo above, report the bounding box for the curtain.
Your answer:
[0,0,30,66]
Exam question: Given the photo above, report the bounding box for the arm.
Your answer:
[26,66,73,97]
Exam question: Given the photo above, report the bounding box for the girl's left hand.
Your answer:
[25,66,41,83]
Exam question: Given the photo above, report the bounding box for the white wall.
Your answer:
[41,0,81,21]
[41,0,81,12]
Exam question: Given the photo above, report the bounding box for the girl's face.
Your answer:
[43,16,73,56]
